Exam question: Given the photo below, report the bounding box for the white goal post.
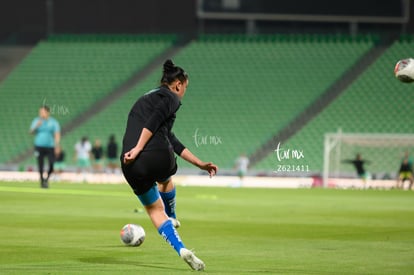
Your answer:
[323,132,414,187]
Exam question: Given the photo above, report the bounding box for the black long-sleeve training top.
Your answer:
[121,85,186,156]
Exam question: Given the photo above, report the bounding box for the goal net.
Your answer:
[323,132,414,187]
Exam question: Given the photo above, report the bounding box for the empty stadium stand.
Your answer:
[0,35,176,165]
[1,33,413,177]
[255,36,414,176]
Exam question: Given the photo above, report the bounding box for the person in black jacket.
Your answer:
[106,134,119,173]
[343,153,370,188]
[121,59,217,271]
[397,152,413,190]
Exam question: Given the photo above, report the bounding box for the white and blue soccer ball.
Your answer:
[394,58,414,83]
[120,223,145,246]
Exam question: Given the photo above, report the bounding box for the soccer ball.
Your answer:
[394,58,414,83]
[120,224,145,246]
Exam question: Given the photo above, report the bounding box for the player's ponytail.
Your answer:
[161,59,188,85]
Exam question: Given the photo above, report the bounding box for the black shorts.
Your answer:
[121,148,177,196]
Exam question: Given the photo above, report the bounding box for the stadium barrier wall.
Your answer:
[0,171,401,189]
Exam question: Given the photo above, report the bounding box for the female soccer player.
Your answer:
[121,59,218,271]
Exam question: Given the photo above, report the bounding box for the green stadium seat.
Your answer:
[0,35,176,165]
[256,37,414,174]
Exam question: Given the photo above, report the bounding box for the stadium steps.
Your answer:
[249,36,394,169]
[255,35,414,174]
[18,33,363,170]
[165,34,377,169]
[4,33,399,173]
[30,36,195,169]
[58,36,192,137]
[2,35,189,165]
[0,46,33,83]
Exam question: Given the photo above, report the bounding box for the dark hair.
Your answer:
[160,59,188,85]
[81,136,88,145]
[41,105,50,112]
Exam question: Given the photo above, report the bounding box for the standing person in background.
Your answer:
[74,136,92,182]
[342,153,370,189]
[29,105,61,188]
[233,153,249,187]
[121,59,218,271]
[396,151,413,190]
[53,144,66,181]
[106,134,119,173]
[91,139,104,173]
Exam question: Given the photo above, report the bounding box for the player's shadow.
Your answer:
[78,256,183,271]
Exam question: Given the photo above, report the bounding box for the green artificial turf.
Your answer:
[0,181,413,274]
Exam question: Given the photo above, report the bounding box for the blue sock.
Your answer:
[160,187,176,218]
[158,219,185,255]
